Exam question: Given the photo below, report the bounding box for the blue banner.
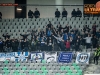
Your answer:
[58,52,73,63]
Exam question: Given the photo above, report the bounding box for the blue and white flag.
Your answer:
[0,53,15,61]
[58,52,73,63]
[0,53,6,61]
[31,52,43,62]
[76,52,90,64]
[15,52,29,61]
[6,52,15,61]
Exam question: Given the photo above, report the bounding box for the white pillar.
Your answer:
[55,0,63,11]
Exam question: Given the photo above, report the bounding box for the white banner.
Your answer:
[44,52,57,63]
[76,52,90,64]
[31,52,43,62]
[0,53,15,61]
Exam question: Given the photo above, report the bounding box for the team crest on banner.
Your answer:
[44,52,57,63]
[76,52,90,64]
[15,52,29,62]
[31,52,43,62]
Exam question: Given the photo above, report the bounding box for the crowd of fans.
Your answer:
[0,21,99,52]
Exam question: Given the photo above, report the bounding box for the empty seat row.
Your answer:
[1,17,100,22]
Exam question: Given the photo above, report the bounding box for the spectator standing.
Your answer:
[96,29,100,39]
[0,12,2,19]
[24,39,29,51]
[2,33,11,40]
[91,36,98,48]
[47,21,52,29]
[92,24,97,35]
[20,32,30,40]
[76,8,82,17]
[84,34,92,50]
[65,39,70,51]
[94,46,100,65]
[28,10,34,18]
[0,38,3,52]
[5,39,12,52]
[62,8,68,18]
[34,8,40,18]
[71,9,76,17]
[75,40,80,51]
[55,8,60,18]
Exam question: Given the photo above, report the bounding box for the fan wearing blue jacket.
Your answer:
[63,32,69,41]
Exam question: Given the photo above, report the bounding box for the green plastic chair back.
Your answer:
[15,63,20,67]
[74,66,80,70]
[13,73,20,75]
[4,60,9,64]
[60,66,65,70]
[14,70,20,73]
[68,70,72,73]
[21,73,26,75]
[29,70,34,74]
[3,67,8,70]
[41,66,46,70]
[77,70,82,74]
[22,66,27,70]
[4,70,10,73]
[72,63,77,66]
[65,66,70,70]
[42,60,46,63]
[33,70,38,73]
[65,73,70,75]
[3,74,8,75]
[76,73,80,75]
[34,73,40,75]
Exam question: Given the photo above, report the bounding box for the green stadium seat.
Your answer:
[14,70,20,74]
[3,67,8,70]
[15,63,20,67]
[22,66,27,70]
[68,70,72,73]
[29,70,34,74]
[4,70,10,73]
[65,66,70,70]
[42,60,46,63]
[33,70,38,73]
[4,60,9,64]
[2,74,8,75]
[74,66,80,70]
[41,66,46,70]
[60,66,65,70]
[34,73,40,75]
[72,63,77,66]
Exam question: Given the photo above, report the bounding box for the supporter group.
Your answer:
[0,20,99,52]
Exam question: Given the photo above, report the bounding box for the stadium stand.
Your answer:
[0,17,100,75]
